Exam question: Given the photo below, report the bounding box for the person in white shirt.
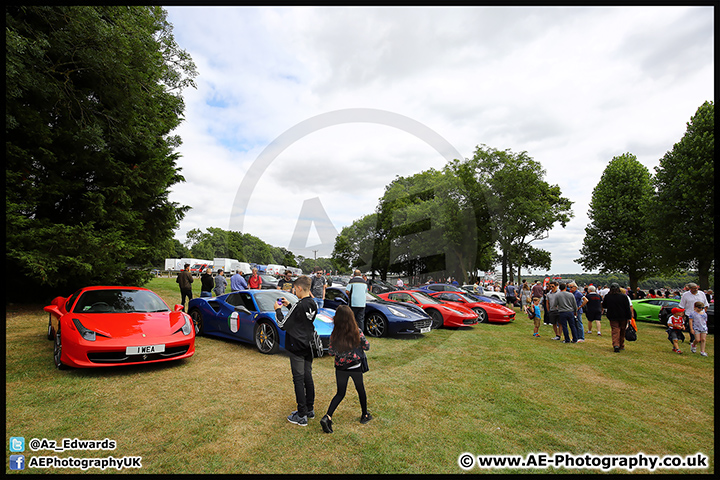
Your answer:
[679,283,709,345]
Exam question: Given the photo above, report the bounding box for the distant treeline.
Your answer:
[519,272,714,291]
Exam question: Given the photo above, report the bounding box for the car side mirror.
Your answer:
[174,304,184,312]
[43,305,62,316]
[234,305,251,314]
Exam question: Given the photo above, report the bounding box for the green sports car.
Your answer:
[631,298,680,323]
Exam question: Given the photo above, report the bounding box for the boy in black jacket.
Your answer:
[274,275,318,426]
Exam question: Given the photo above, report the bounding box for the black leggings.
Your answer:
[326,368,367,417]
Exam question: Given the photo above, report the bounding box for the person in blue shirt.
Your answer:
[230,269,248,291]
[346,270,368,332]
[569,282,587,342]
[527,296,542,337]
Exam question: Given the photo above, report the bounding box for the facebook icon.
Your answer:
[10,455,25,470]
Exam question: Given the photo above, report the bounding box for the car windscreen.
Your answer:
[365,291,382,302]
[412,292,442,305]
[254,291,298,312]
[73,290,169,313]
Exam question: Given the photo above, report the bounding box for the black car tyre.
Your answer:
[189,309,204,336]
[47,315,54,340]
[428,309,443,329]
[475,308,488,323]
[53,328,67,370]
[254,321,279,354]
[366,312,388,338]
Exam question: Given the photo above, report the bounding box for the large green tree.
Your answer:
[373,169,491,284]
[651,101,714,290]
[453,145,573,286]
[576,153,657,291]
[6,6,196,299]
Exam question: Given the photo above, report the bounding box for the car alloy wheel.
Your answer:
[365,313,388,338]
[254,321,279,354]
[475,308,488,323]
[189,309,204,335]
[53,328,66,370]
[429,309,443,329]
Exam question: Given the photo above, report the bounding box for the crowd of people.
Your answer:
[180,266,712,429]
[175,264,334,310]
[502,279,713,357]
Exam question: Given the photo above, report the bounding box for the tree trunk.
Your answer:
[501,250,508,287]
[628,272,639,295]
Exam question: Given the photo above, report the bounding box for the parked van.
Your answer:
[234,262,252,275]
[265,264,286,276]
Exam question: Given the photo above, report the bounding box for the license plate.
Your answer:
[126,344,165,355]
[420,326,431,334]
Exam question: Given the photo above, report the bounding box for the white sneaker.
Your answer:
[691,344,697,353]
[700,352,708,357]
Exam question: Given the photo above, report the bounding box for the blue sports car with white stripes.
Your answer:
[187,289,334,354]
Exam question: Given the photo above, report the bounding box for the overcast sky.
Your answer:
[164,6,714,276]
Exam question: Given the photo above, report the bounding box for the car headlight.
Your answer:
[387,307,408,318]
[72,318,96,341]
[181,316,193,336]
[447,308,468,315]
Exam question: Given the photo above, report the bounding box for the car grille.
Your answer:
[413,318,432,330]
[87,345,190,364]
[463,319,477,325]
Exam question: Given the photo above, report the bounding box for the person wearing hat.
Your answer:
[667,307,687,354]
[601,283,632,352]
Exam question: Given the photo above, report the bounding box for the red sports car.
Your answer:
[428,291,515,324]
[43,286,195,369]
[378,290,478,329]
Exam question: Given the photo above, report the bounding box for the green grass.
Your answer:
[5,277,714,474]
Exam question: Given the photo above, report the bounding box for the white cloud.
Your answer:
[165,6,714,274]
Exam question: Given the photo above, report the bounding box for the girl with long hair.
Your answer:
[320,305,371,433]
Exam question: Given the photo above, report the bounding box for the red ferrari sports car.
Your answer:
[44,286,195,369]
[378,290,478,329]
[428,291,515,324]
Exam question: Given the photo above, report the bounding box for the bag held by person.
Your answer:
[310,329,324,358]
[358,348,369,373]
[625,322,637,342]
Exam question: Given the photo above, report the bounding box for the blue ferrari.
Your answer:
[187,290,334,354]
[323,287,432,338]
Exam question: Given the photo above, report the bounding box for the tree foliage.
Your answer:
[331,214,379,273]
[451,145,573,286]
[651,101,714,289]
[576,153,657,290]
[6,6,197,300]
[184,228,299,268]
[332,146,571,284]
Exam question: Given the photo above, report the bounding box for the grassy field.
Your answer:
[5,277,714,474]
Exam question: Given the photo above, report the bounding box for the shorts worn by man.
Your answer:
[311,269,327,309]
